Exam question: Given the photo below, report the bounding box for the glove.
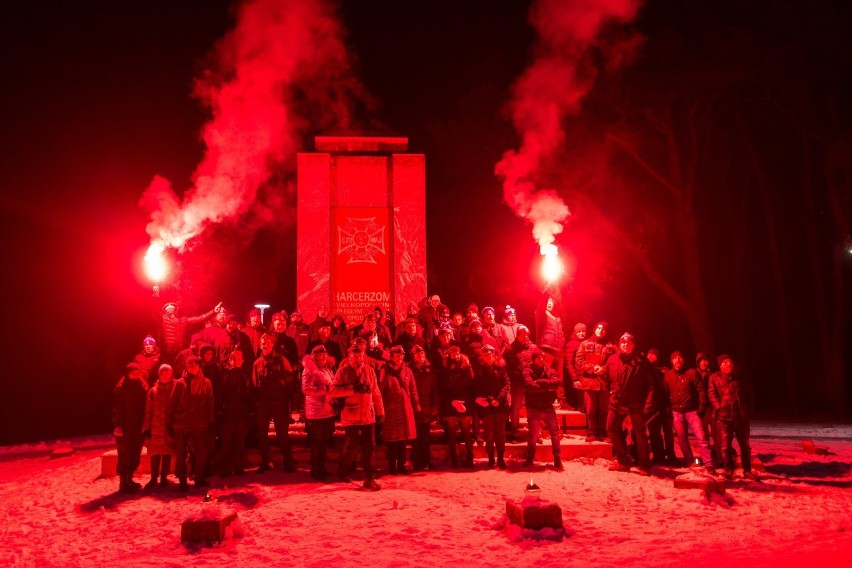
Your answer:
[113,427,123,437]
[475,397,489,408]
[376,415,384,424]
[142,429,151,440]
[451,400,467,413]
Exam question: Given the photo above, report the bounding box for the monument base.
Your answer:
[181,510,241,543]
[505,497,563,530]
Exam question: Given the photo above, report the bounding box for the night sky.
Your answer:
[1,0,850,444]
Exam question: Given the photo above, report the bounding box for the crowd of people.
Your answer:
[111,292,755,493]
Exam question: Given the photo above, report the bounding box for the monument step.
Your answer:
[99,434,609,477]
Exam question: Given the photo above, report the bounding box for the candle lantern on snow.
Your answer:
[506,477,563,534]
[524,478,541,501]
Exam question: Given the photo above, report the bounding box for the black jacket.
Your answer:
[664,368,706,414]
[606,352,654,413]
[708,371,753,422]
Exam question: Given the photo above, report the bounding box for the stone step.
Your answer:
[100,433,609,478]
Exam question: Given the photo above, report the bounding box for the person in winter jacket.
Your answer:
[305,322,344,371]
[474,344,511,469]
[158,300,220,363]
[330,343,385,491]
[498,305,522,349]
[393,318,427,365]
[479,307,505,353]
[708,354,755,479]
[225,315,255,375]
[645,348,676,464]
[562,322,587,410]
[409,345,439,470]
[605,333,654,475]
[438,346,475,468]
[301,345,337,480]
[241,308,267,360]
[253,333,297,473]
[523,348,563,470]
[378,345,420,474]
[664,351,713,472]
[535,291,565,406]
[575,321,616,441]
[217,350,251,477]
[133,335,161,386]
[503,325,537,440]
[142,364,176,488]
[695,352,722,466]
[113,362,149,493]
[167,355,214,490]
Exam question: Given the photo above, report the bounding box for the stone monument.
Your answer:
[296,136,426,323]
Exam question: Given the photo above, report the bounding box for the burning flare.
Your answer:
[540,244,564,284]
[143,242,168,284]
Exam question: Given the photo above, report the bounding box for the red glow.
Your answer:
[143,242,168,283]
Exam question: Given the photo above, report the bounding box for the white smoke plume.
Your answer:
[140,0,365,252]
[496,0,643,254]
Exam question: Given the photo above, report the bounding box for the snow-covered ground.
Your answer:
[1,422,850,567]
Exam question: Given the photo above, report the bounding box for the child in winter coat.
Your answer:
[142,364,176,488]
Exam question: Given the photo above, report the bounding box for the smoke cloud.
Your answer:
[140,0,366,252]
[496,0,643,253]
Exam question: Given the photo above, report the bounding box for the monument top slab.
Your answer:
[315,136,409,153]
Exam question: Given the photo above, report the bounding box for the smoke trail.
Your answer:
[140,0,366,252]
[496,0,643,253]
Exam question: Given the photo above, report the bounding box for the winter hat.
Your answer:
[411,345,426,354]
[447,346,461,356]
[619,332,635,344]
[125,362,142,373]
[200,344,215,358]
[481,344,497,354]
[647,348,660,359]
[311,345,328,355]
[161,302,177,313]
[504,305,516,315]
[466,303,479,314]
[143,335,157,347]
[517,324,530,333]
[529,346,544,359]
[158,364,173,374]
[573,323,587,333]
[717,353,732,366]
[469,318,483,329]
[248,308,261,318]
[595,321,609,331]
[272,311,287,323]
[670,351,684,360]
[390,345,405,356]
[695,352,710,365]
[185,355,201,366]
[482,306,495,316]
